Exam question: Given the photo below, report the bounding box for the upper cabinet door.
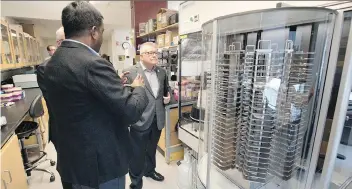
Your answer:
[9,27,23,68]
[1,20,15,70]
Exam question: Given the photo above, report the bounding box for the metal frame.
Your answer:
[202,7,336,27]
[206,19,218,189]
[304,9,344,189]
[319,8,352,189]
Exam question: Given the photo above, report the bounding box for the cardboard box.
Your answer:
[148,18,156,32]
[157,34,165,48]
[145,23,149,34]
[157,8,178,29]
[139,22,146,35]
[158,130,182,151]
[164,30,178,47]
[157,11,163,30]
[164,31,172,47]
[172,36,179,46]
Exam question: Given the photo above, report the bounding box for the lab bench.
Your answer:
[1,88,43,189]
[157,101,194,164]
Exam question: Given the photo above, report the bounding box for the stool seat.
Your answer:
[15,94,55,182]
[15,121,39,139]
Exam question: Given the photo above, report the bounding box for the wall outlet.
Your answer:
[194,14,199,22]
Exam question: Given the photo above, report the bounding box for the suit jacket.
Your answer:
[44,40,148,188]
[36,59,55,144]
[123,63,170,131]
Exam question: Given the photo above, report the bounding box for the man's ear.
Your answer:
[91,26,99,40]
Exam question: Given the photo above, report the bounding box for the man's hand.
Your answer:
[130,74,144,88]
[163,92,171,104]
[119,71,130,84]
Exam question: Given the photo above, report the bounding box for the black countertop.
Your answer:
[1,88,42,147]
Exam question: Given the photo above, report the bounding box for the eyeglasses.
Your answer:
[142,51,158,56]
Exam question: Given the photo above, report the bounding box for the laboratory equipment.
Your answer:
[198,7,336,189]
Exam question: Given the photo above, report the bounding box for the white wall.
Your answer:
[1,1,131,28]
[167,1,183,10]
[4,17,18,24]
[41,38,56,60]
[111,29,134,73]
[100,40,110,56]
[179,1,338,34]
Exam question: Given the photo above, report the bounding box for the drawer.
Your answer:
[179,123,199,151]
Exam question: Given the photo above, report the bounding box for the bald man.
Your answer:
[36,27,65,145]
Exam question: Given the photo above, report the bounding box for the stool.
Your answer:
[15,95,56,182]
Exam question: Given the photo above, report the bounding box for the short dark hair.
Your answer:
[47,45,55,51]
[61,1,104,39]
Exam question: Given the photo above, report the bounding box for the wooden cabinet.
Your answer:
[1,19,15,71]
[157,105,192,163]
[1,18,43,70]
[1,135,28,189]
[23,34,33,66]
[9,25,26,68]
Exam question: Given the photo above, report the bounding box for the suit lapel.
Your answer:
[155,67,164,97]
[137,63,155,98]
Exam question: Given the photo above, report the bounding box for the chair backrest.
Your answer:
[29,95,44,118]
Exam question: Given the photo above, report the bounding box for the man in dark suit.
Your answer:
[44,1,148,189]
[36,26,65,146]
[123,42,171,189]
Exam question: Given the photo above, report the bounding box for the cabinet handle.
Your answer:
[4,170,12,183]
[2,179,7,189]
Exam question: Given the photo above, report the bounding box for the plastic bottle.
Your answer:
[177,149,193,189]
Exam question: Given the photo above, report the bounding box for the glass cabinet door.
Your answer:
[18,32,27,65]
[1,20,14,70]
[316,9,352,189]
[179,32,202,103]
[31,38,37,64]
[25,36,32,65]
[9,28,22,67]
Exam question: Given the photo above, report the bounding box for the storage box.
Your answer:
[157,34,165,48]
[159,130,181,148]
[157,11,163,30]
[168,13,179,25]
[139,22,146,35]
[145,23,149,34]
[164,31,178,47]
[164,31,172,47]
[172,36,179,46]
[157,8,178,29]
[148,18,156,32]
[12,74,38,89]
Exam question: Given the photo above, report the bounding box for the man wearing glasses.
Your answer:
[123,42,171,189]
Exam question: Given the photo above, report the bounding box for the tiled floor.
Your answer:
[26,142,352,189]
[28,143,180,189]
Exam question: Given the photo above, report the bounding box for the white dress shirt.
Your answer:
[64,39,100,57]
[140,62,159,98]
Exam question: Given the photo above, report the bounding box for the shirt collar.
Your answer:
[64,39,100,57]
[140,62,156,72]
